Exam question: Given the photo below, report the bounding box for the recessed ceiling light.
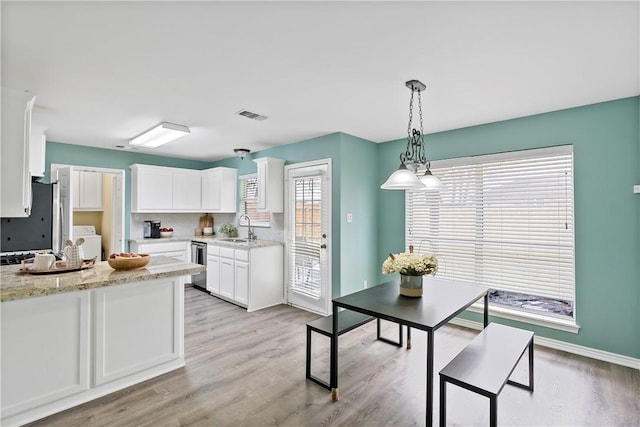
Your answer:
[129,122,190,148]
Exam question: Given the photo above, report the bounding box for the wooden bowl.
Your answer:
[107,254,150,270]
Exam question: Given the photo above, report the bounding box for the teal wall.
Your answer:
[377,97,640,358]
[43,142,211,249]
[42,96,639,358]
[209,132,380,298]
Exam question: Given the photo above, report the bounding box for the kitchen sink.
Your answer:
[219,238,247,243]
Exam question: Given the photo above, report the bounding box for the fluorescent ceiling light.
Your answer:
[129,122,190,148]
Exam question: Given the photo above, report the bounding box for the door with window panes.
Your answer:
[286,161,331,315]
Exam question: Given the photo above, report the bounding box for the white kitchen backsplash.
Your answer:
[130,212,285,242]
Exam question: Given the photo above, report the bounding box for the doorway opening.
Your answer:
[50,164,125,260]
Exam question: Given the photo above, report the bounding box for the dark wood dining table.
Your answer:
[330,278,489,427]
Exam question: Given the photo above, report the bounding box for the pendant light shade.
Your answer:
[381,80,442,191]
[418,168,443,190]
[380,164,424,190]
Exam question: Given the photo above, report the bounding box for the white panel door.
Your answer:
[219,257,234,299]
[234,260,249,306]
[285,160,331,315]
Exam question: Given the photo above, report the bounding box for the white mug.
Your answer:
[64,245,84,268]
[33,253,55,270]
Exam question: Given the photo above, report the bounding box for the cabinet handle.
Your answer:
[320,244,327,249]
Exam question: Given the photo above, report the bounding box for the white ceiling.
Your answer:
[2,1,639,162]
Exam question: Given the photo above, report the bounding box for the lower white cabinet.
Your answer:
[1,277,185,427]
[206,243,283,311]
[206,246,220,295]
[130,240,189,261]
[93,280,182,386]
[1,292,90,421]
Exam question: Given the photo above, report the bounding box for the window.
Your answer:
[240,174,270,227]
[406,146,575,320]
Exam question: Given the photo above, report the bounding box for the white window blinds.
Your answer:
[406,146,575,303]
[240,175,270,226]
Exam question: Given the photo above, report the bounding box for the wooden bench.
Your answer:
[439,323,534,427]
[306,310,404,390]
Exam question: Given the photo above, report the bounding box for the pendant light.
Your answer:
[381,80,442,190]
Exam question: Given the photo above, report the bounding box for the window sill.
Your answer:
[467,302,580,333]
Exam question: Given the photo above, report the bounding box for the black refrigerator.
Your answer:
[0,180,57,253]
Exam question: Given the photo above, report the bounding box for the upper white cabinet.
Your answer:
[201,167,237,213]
[29,120,47,178]
[130,164,203,213]
[1,88,37,217]
[172,168,202,210]
[73,170,103,211]
[253,157,284,213]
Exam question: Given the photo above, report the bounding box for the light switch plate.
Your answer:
[634,185,640,194]
[346,213,353,223]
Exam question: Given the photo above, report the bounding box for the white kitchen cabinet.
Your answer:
[1,291,91,421]
[205,243,283,311]
[201,167,237,213]
[219,254,235,300]
[234,259,249,306]
[253,157,284,213]
[1,277,186,427]
[130,240,189,261]
[29,121,47,178]
[73,170,103,210]
[93,279,181,386]
[1,88,37,217]
[172,168,201,210]
[206,246,220,295]
[131,164,201,213]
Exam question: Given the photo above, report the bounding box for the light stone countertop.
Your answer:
[129,235,284,249]
[1,256,204,302]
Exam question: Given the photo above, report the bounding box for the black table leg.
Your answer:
[407,326,412,349]
[483,293,489,327]
[330,302,339,401]
[426,330,434,427]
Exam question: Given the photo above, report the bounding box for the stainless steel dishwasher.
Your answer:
[190,240,207,291]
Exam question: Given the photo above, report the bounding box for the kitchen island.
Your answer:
[1,256,204,427]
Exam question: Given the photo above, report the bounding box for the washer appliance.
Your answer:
[72,225,103,261]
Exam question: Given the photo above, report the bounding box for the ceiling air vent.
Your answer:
[236,109,268,121]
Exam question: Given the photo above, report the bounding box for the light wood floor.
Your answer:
[28,286,639,426]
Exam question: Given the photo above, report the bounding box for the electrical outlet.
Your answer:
[346,213,353,223]
[634,185,640,194]
[364,280,368,288]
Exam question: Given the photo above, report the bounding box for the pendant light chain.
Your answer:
[380,79,442,191]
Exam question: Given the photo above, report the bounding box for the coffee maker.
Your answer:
[143,220,161,238]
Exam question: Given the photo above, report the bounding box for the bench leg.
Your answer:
[407,326,412,349]
[507,337,535,392]
[306,326,311,380]
[439,376,446,427]
[489,395,498,427]
[528,338,534,391]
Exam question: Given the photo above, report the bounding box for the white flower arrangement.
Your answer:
[382,251,438,277]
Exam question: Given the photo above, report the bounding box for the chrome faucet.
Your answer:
[238,214,257,240]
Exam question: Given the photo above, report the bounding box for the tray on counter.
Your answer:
[20,257,97,274]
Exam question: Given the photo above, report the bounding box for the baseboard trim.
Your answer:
[449,318,640,370]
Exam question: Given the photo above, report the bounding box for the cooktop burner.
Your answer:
[0,250,58,266]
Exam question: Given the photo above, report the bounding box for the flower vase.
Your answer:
[399,274,423,297]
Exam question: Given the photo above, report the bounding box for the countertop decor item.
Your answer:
[219,223,237,237]
[107,254,150,270]
[382,245,437,297]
